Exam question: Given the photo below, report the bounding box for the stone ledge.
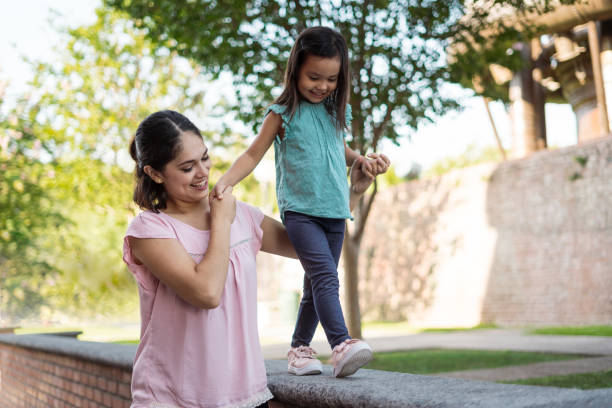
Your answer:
[0,333,136,369]
[265,359,612,407]
[1,334,611,407]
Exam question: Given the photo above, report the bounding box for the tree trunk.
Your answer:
[342,167,378,339]
[483,96,507,160]
[510,41,540,157]
[343,230,362,339]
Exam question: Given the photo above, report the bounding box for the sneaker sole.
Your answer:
[333,347,373,378]
[288,361,323,376]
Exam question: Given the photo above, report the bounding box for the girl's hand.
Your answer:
[210,186,236,224]
[210,181,231,203]
[366,153,391,176]
[354,155,375,178]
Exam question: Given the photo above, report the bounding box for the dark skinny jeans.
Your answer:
[284,210,350,349]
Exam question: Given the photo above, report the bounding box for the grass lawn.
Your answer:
[505,370,612,390]
[529,326,612,337]
[420,323,498,333]
[365,349,587,375]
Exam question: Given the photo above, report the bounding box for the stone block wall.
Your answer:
[360,136,612,327]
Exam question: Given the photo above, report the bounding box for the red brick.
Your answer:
[103,392,113,407]
[117,383,131,399]
[94,388,104,403]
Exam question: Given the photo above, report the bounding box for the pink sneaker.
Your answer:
[287,345,323,376]
[331,339,373,378]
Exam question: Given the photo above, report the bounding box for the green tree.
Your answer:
[105,0,579,336]
[0,85,65,322]
[0,8,254,322]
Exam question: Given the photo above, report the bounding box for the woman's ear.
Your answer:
[143,165,164,184]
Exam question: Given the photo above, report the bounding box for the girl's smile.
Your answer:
[298,55,341,103]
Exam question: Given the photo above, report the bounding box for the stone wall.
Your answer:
[360,136,612,327]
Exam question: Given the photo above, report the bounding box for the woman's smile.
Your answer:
[190,179,208,191]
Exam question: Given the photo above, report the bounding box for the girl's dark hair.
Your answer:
[274,26,350,131]
[129,110,202,212]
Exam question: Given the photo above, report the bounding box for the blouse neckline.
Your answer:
[158,211,211,233]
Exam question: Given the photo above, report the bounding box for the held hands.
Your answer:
[350,153,391,195]
[210,185,236,224]
[210,180,232,202]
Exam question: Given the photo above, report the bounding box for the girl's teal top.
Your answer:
[267,102,352,222]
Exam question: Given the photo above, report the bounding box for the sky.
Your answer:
[1,1,579,175]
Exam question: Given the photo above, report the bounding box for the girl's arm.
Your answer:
[344,141,361,167]
[212,112,282,199]
[129,192,237,309]
[344,141,374,178]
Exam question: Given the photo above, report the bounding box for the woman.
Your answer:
[123,110,388,408]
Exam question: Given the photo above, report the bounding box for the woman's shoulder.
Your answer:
[126,210,175,239]
[236,201,264,226]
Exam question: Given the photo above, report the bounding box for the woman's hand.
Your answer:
[210,185,236,225]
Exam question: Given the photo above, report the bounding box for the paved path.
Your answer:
[261,328,612,381]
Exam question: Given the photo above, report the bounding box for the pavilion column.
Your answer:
[587,20,610,138]
[531,37,548,149]
[600,19,612,130]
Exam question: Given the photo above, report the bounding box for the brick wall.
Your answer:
[359,136,612,327]
[0,339,132,408]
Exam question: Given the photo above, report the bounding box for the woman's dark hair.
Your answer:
[274,26,350,132]
[129,110,202,212]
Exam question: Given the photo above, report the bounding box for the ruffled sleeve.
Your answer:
[345,104,352,129]
[267,104,291,143]
[237,201,264,254]
[123,212,175,290]
[267,104,289,122]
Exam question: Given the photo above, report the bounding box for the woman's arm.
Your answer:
[212,112,282,199]
[130,193,237,309]
[260,215,297,259]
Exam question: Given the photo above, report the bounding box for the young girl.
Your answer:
[212,26,390,378]
[124,110,377,407]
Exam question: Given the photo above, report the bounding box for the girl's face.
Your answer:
[297,54,341,103]
[160,131,211,205]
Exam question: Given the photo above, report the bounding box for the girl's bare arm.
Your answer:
[212,112,282,199]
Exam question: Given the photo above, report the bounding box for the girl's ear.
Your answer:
[143,165,164,184]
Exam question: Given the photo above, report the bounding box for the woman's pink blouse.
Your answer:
[123,202,272,408]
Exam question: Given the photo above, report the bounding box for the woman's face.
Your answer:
[297,54,341,104]
[160,131,211,205]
